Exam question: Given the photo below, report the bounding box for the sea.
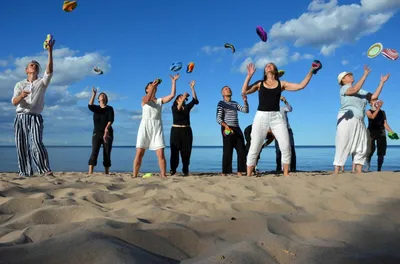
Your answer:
[0,146,399,173]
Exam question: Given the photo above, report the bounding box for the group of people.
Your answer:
[10,39,394,178]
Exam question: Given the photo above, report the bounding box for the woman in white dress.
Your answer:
[133,74,180,178]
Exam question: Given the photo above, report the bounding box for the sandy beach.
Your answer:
[1,171,400,263]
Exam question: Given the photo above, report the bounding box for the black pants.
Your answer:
[170,126,193,174]
[222,126,246,173]
[88,133,113,167]
[275,128,296,171]
[367,129,387,171]
[244,129,262,162]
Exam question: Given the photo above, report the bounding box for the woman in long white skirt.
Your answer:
[133,74,180,178]
[333,66,390,174]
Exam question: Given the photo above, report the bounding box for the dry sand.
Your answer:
[1,171,400,264]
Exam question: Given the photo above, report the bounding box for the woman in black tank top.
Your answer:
[241,62,317,176]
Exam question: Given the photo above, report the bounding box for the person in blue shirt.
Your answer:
[333,66,390,174]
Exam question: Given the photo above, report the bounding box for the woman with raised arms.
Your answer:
[133,74,180,178]
[242,62,317,176]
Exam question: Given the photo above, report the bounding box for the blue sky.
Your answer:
[0,0,399,146]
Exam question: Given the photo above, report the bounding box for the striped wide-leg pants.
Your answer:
[14,113,51,176]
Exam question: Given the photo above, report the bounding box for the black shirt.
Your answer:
[368,109,386,131]
[257,80,282,111]
[88,105,114,135]
[171,98,199,125]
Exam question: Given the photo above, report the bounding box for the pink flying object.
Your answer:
[381,48,398,60]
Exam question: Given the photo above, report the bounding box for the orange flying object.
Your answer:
[186,62,195,73]
[63,1,77,12]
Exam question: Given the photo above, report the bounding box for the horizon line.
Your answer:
[0,145,400,148]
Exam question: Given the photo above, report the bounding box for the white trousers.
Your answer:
[333,113,368,166]
[247,111,291,167]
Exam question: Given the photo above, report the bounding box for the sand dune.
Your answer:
[1,171,400,263]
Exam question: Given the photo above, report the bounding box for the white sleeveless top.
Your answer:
[142,98,163,119]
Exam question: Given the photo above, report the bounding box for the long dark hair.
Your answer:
[98,92,108,105]
[173,94,189,106]
[263,62,279,81]
[144,82,152,94]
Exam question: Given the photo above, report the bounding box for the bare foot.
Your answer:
[237,172,243,176]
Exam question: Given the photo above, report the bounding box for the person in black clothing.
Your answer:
[244,125,275,174]
[88,87,114,174]
[365,99,395,171]
[216,86,249,176]
[170,80,199,176]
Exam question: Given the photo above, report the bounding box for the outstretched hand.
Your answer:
[92,87,97,94]
[189,80,196,89]
[381,73,390,83]
[363,65,372,76]
[170,73,180,82]
[247,63,256,76]
[47,38,56,52]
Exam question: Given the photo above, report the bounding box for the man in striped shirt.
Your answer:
[216,86,249,175]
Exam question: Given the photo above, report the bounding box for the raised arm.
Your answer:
[42,38,55,88]
[142,80,157,105]
[366,101,383,120]
[370,74,390,100]
[176,92,189,111]
[281,67,313,91]
[190,80,198,101]
[183,81,200,112]
[344,66,371,95]
[236,101,249,113]
[89,87,96,105]
[161,74,179,104]
[242,63,261,95]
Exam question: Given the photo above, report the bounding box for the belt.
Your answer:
[172,124,190,127]
[16,112,40,116]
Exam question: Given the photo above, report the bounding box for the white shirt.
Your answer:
[141,98,163,120]
[280,102,293,129]
[11,72,53,114]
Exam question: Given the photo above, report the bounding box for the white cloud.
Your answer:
[0,47,110,101]
[341,60,349,65]
[201,45,225,54]
[291,52,314,61]
[268,0,397,55]
[361,0,400,13]
[238,42,313,73]
[234,0,398,71]
[0,47,149,145]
